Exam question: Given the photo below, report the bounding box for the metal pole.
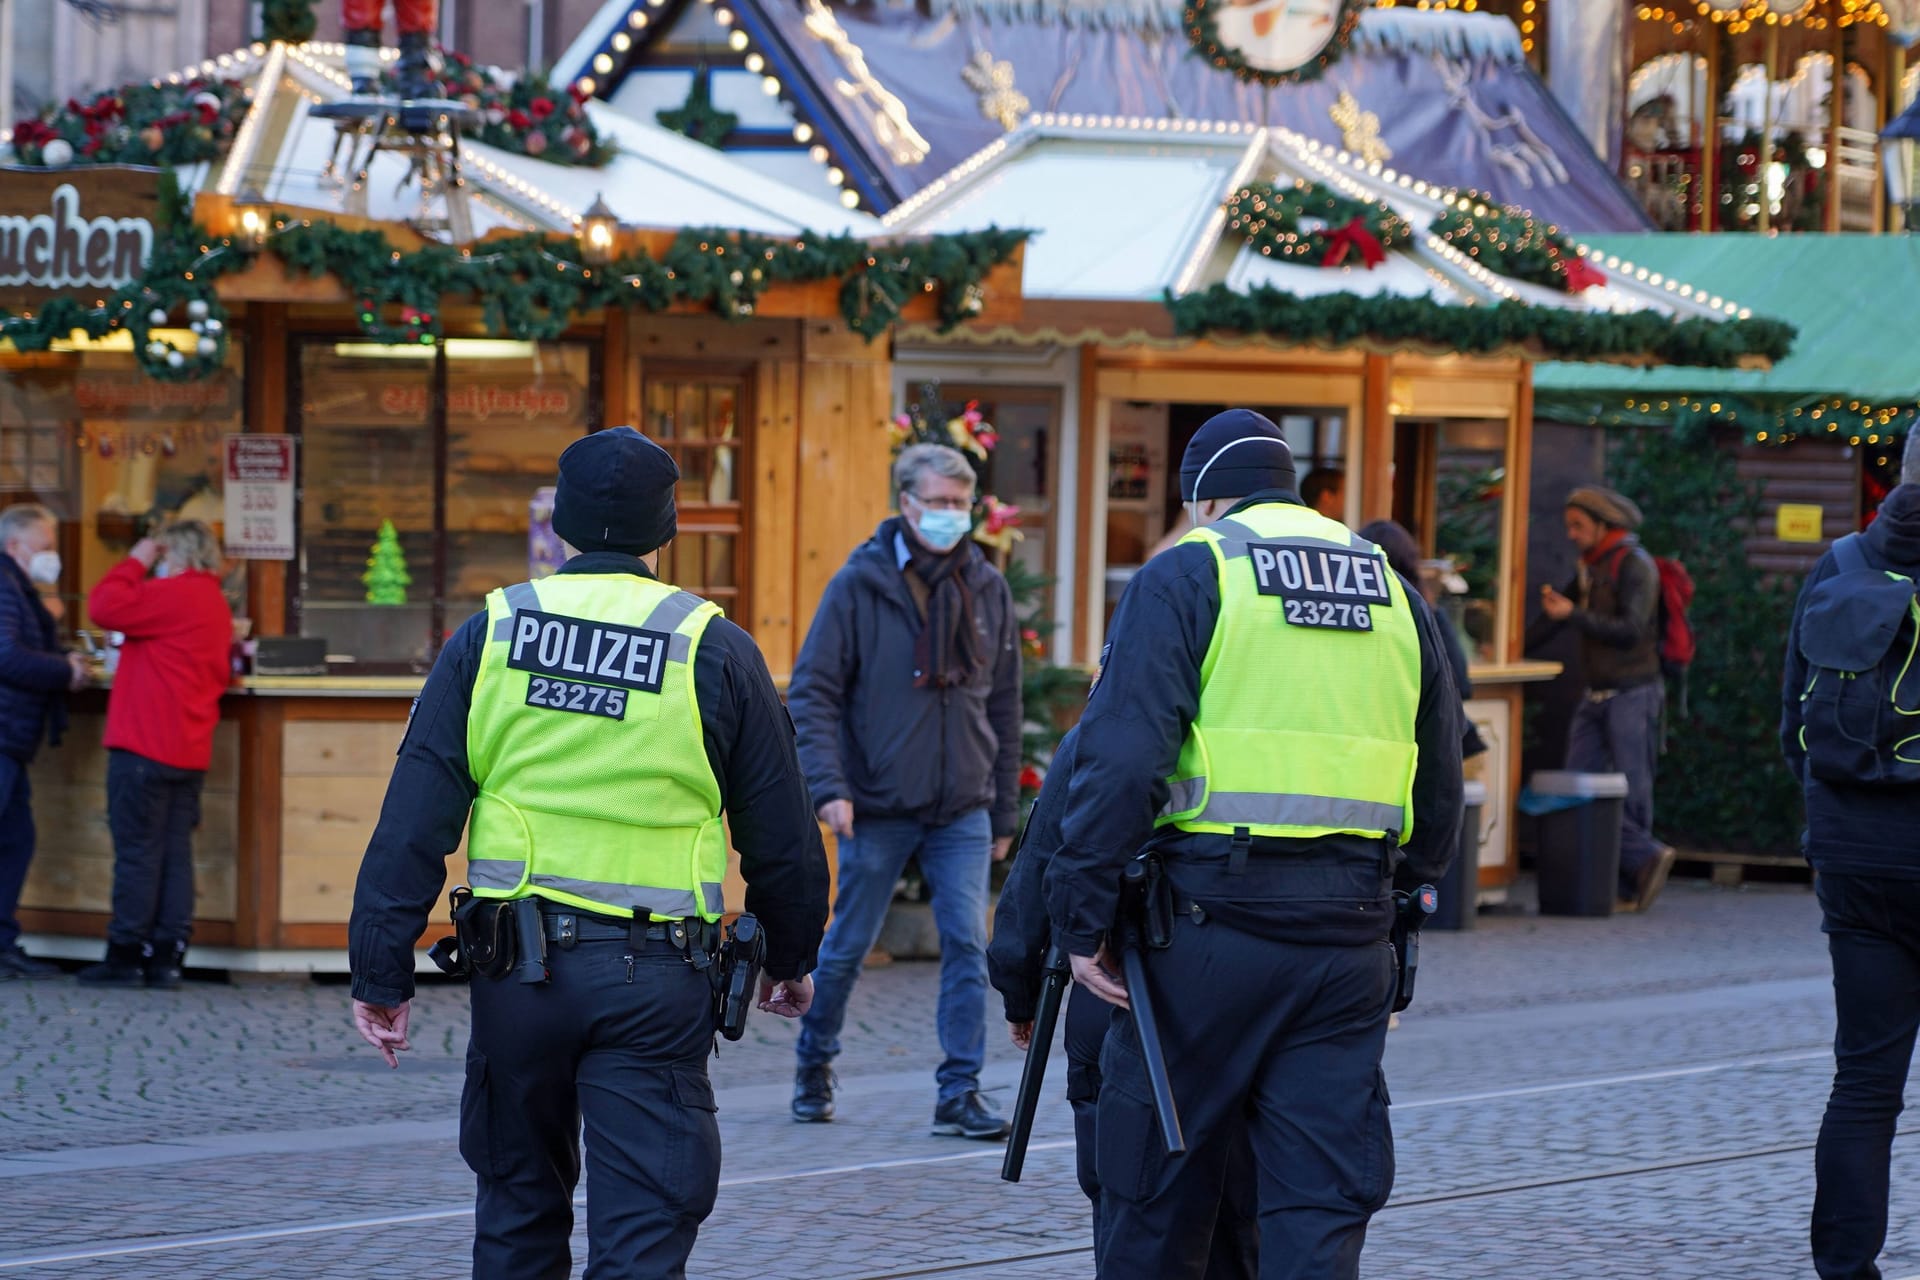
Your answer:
[1893,40,1909,233]
[526,0,544,74]
[1760,19,1777,233]
[1702,25,1720,231]
[1827,4,1845,232]
[0,0,16,138]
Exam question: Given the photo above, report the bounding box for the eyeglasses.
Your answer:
[903,489,976,513]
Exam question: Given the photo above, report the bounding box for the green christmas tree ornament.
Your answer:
[362,520,412,605]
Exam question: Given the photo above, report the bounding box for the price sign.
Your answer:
[224,435,296,560]
[1776,503,1824,544]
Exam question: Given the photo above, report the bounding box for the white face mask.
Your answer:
[26,550,60,585]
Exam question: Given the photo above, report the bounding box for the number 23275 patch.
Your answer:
[526,677,628,720]
[1248,542,1393,632]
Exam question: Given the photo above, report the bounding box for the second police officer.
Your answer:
[348,427,829,1280]
[1047,409,1463,1280]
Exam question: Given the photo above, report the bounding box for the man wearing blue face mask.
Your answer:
[787,443,1024,1138]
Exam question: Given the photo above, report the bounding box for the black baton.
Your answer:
[1121,860,1185,1156]
[1001,943,1071,1183]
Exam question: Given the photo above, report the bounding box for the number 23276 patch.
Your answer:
[1248,542,1393,632]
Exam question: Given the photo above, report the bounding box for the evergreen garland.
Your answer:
[1429,193,1600,293]
[1183,0,1365,87]
[0,212,1027,379]
[1226,181,1412,270]
[1166,283,1796,369]
[5,77,250,167]
[261,0,318,45]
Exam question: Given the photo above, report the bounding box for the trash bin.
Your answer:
[1428,779,1485,931]
[1529,770,1629,917]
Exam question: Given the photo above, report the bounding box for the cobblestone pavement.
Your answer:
[2,878,1913,1279]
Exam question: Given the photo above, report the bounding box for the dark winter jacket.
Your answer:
[787,523,1024,838]
[1528,535,1662,691]
[988,726,1080,1023]
[1781,484,1920,879]
[0,556,69,762]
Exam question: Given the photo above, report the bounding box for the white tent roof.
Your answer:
[193,41,877,238]
[885,115,1754,323]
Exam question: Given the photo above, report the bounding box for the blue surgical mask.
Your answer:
[914,508,973,552]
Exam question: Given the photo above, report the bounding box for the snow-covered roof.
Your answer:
[195,41,878,238]
[885,115,1749,323]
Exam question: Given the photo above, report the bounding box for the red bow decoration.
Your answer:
[1560,258,1607,293]
[1321,217,1386,270]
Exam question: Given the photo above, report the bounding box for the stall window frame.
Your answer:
[285,334,605,673]
[639,360,753,626]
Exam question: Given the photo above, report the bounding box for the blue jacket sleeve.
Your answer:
[0,584,70,693]
[1044,546,1215,957]
[785,572,856,813]
[348,612,483,1007]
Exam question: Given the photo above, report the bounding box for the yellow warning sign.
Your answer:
[1777,504,1824,543]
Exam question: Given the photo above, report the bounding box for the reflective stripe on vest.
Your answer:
[1155,502,1423,844]
[465,574,728,922]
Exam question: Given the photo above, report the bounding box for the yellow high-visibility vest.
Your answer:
[466,573,726,921]
[1156,502,1423,844]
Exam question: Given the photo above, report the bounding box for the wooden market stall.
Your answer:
[883,115,1789,898]
[0,41,1021,968]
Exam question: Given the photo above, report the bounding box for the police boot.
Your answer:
[396,32,442,102]
[144,939,188,990]
[77,941,148,987]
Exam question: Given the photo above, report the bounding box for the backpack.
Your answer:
[1796,534,1920,788]
[1651,555,1696,679]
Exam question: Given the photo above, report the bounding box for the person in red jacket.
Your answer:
[78,521,233,989]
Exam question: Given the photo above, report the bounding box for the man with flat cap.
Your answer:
[348,426,829,1279]
[1534,483,1676,913]
[1046,409,1462,1280]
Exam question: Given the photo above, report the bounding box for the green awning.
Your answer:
[1534,234,1920,403]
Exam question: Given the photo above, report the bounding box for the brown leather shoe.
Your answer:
[1635,845,1678,913]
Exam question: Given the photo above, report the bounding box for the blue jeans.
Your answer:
[1566,681,1664,897]
[795,809,991,1104]
[0,754,34,952]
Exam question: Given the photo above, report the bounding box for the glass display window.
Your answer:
[292,338,599,671]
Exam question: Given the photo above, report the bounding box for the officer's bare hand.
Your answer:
[1009,1020,1034,1051]
[992,836,1013,863]
[352,998,413,1068]
[759,974,814,1019]
[817,800,854,838]
[1071,947,1129,1010]
[1539,585,1575,621]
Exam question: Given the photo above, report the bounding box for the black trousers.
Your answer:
[105,749,205,947]
[463,939,720,1280]
[0,754,32,952]
[1066,984,1259,1278]
[1813,872,1920,1280]
[1094,919,1396,1280]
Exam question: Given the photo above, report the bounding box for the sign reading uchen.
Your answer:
[0,168,161,304]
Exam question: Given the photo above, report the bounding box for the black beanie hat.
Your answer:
[1178,409,1297,502]
[551,426,679,555]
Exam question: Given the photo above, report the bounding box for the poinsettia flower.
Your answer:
[981,495,1023,535]
[1019,764,1044,791]
[530,97,557,122]
[507,108,531,130]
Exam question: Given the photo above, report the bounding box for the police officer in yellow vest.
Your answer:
[348,426,829,1280]
[1046,410,1463,1280]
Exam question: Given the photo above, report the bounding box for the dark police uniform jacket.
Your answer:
[349,552,830,1007]
[1045,492,1464,957]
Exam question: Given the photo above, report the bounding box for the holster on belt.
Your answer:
[432,886,517,982]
